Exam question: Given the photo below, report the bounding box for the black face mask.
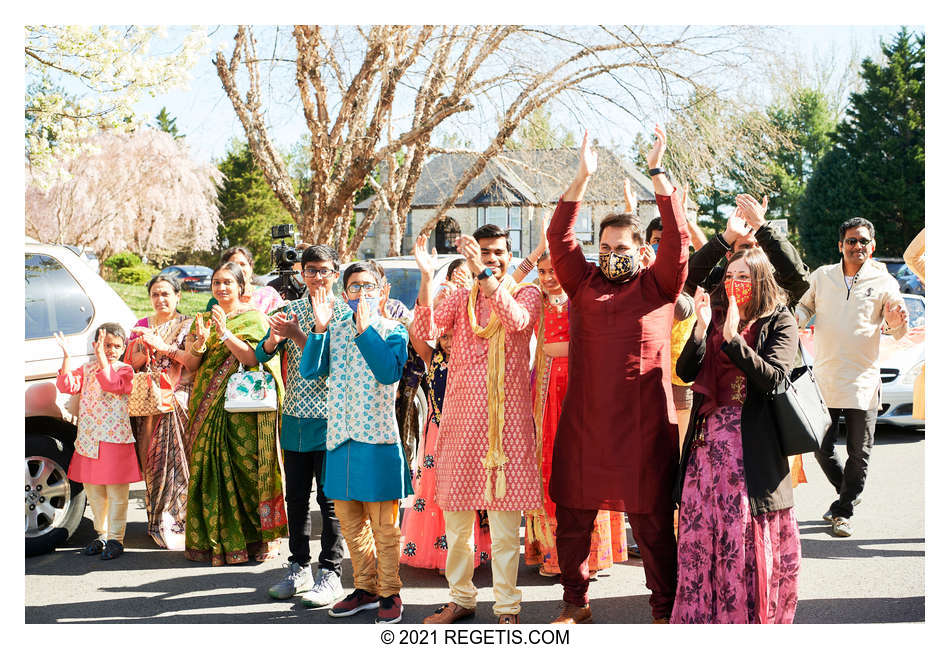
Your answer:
[599,250,638,283]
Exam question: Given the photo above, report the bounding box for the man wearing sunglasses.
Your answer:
[796,218,908,538]
[255,245,352,608]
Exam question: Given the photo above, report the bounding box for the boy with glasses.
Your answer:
[256,245,352,607]
[300,261,413,624]
[796,217,908,537]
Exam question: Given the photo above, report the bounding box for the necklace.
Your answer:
[547,293,567,312]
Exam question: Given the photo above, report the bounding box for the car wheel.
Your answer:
[25,435,86,557]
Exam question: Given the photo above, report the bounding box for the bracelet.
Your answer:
[190,341,207,356]
[517,258,536,275]
[220,329,232,342]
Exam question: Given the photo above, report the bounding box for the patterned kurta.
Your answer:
[412,283,543,512]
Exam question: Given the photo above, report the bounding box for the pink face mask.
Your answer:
[724,278,753,307]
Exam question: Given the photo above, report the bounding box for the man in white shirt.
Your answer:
[796,217,908,537]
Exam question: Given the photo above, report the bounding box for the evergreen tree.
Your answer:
[799,28,924,265]
[154,107,182,139]
[216,140,292,274]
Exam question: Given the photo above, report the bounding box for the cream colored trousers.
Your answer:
[84,483,130,543]
[334,499,402,598]
[443,509,522,616]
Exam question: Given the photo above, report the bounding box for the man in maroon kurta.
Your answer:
[547,129,688,623]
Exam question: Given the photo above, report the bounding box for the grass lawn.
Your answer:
[108,281,211,319]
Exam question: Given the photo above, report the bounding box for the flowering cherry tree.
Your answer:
[25,129,223,260]
[25,25,208,188]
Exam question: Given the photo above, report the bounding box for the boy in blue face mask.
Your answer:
[299,261,413,624]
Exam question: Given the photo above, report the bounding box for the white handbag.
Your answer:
[223,364,278,413]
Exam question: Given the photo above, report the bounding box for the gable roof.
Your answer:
[355,147,658,211]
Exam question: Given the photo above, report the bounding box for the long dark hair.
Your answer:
[212,261,247,297]
[710,248,786,323]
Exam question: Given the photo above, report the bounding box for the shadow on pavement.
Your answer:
[795,596,924,623]
[800,536,924,560]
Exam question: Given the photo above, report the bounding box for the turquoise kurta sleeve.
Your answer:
[299,332,330,379]
[255,330,287,364]
[354,322,408,385]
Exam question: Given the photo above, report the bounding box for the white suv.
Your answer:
[25,241,136,556]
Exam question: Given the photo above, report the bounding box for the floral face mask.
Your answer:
[599,250,638,282]
[724,278,753,307]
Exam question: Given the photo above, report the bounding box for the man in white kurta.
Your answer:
[796,217,907,537]
[412,225,542,624]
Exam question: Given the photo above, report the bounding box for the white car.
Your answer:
[877,294,925,428]
[25,240,137,556]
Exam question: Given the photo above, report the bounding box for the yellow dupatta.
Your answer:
[466,274,533,503]
[525,296,556,547]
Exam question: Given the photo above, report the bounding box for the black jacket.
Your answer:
[674,305,799,517]
[684,223,811,309]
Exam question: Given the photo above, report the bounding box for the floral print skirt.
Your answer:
[399,418,492,570]
[672,406,801,624]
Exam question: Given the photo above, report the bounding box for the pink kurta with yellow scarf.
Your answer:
[412,283,543,512]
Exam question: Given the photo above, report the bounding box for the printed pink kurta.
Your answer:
[412,283,543,512]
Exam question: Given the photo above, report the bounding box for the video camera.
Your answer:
[269,224,305,301]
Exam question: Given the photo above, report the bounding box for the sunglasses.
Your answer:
[301,267,335,278]
[345,282,378,295]
[844,237,872,247]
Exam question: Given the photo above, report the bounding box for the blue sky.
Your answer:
[132,25,913,166]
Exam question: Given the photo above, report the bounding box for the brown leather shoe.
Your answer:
[497,613,520,624]
[551,603,592,624]
[652,617,670,624]
[423,602,476,624]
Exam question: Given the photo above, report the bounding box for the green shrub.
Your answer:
[103,251,142,272]
[116,264,159,285]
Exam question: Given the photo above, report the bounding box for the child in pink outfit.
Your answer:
[55,323,141,560]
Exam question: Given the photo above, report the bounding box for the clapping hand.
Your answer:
[638,244,656,269]
[379,282,391,318]
[723,284,740,342]
[884,301,908,329]
[210,305,228,337]
[310,286,334,333]
[354,293,371,335]
[131,326,169,355]
[735,193,768,230]
[92,331,108,370]
[723,208,752,245]
[623,177,636,213]
[194,313,211,347]
[413,233,437,279]
[694,288,712,337]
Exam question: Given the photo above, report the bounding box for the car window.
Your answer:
[905,297,925,328]
[25,253,94,339]
[383,268,423,307]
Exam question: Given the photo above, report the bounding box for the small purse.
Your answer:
[224,364,278,413]
[768,340,831,456]
[128,349,175,417]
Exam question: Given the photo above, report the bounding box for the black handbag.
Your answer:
[769,340,831,456]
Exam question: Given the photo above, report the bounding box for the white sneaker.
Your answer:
[267,561,314,600]
[301,567,345,608]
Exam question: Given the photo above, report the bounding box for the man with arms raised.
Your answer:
[546,128,688,624]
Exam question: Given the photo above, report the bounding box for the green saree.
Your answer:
[184,308,287,565]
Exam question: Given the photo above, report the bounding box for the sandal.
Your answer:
[498,613,520,624]
[100,539,124,560]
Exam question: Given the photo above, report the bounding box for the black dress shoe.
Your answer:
[101,539,124,560]
[83,539,105,556]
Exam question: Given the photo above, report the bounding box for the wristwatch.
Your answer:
[648,167,667,177]
[477,267,494,281]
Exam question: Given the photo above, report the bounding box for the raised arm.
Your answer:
[903,228,925,283]
[795,271,817,327]
[488,284,542,334]
[513,212,550,283]
[647,126,688,300]
[722,309,799,395]
[548,131,598,297]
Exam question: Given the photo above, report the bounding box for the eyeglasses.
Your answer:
[301,267,335,278]
[845,237,872,247]
[345,282,378,295]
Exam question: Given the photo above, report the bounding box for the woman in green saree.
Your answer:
[182,261,287,565]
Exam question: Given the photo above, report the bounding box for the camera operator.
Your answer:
[268,242,310,302]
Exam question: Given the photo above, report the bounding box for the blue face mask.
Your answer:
[651,243,659,253]
[347,296,380,314]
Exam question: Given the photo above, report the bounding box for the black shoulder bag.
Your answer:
[768,339,831,456]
